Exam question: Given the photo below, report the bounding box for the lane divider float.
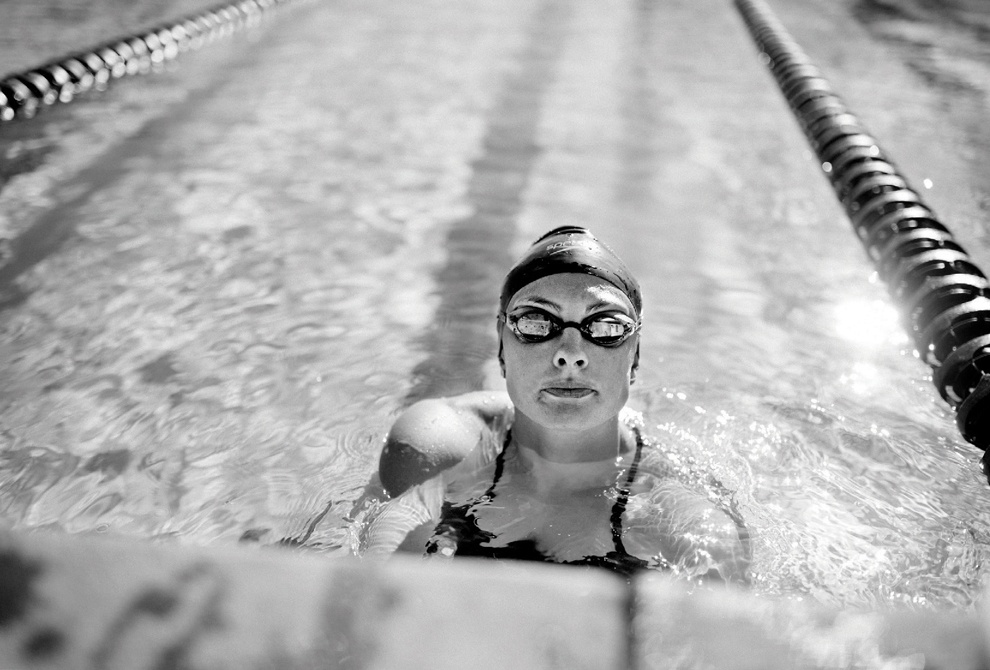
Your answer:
[0,0,308,123]
[735,0,990,482]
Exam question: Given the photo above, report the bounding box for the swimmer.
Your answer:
[363,226,749,582]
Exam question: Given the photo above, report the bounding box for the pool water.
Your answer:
[1,0,989,611]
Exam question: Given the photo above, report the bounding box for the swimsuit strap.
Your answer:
[480,428,512,502]
[609,424,644,556]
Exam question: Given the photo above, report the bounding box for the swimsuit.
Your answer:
[425,426,650,577]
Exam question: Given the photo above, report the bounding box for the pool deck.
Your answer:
[0,529,986,669]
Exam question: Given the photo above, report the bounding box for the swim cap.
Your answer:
[500,226,642,316]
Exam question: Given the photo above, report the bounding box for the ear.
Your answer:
[630,341,640,385]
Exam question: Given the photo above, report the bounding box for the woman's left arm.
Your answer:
[647,480,751,585]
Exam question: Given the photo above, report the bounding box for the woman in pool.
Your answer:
[364,226,749,582]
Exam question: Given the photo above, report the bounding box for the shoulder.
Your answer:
[379,391,512,497]
[390,391,512,440]
[445,390,514,422]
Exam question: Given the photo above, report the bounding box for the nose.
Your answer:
[553,327,588,369]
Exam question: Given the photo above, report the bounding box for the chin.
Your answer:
[534,400,612,432]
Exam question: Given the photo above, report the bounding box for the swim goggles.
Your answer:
[500,309,640,347]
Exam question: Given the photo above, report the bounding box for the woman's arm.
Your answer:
[649,480,751,585]
[378,391,511,497]
[359,476,446,557]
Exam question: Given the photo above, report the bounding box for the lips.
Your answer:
[542,383,595,399]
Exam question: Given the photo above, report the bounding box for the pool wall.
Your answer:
[0,529,986,669]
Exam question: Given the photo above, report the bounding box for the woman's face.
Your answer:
[500,273,640,432]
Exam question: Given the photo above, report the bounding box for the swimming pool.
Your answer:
[0,0,988,612]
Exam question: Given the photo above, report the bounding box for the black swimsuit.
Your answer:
[425,426,650,577]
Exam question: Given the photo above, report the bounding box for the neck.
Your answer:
[510,411,628,464]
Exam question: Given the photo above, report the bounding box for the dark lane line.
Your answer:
[403,0,572,403]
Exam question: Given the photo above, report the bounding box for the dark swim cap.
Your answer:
[500,226,642,316]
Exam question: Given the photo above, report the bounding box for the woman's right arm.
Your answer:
[364,392,511,556]
[378,392,511,497]
[359,475,446,557]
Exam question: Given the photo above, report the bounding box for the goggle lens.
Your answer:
[504,310,639,347]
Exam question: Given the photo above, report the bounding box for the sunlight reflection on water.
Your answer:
[833,297,903,348]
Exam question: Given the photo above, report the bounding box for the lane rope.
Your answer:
[0,0,313,123]
[735,0,990,482]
